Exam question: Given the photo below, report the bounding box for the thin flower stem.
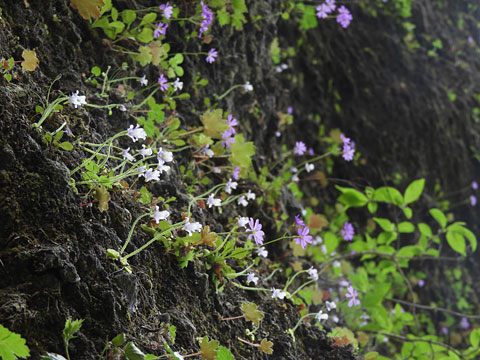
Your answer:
[120,213,151,255]
[237,337,259,347]
[132,87,160,110]
[283,270,307,292]
[231,282,269,293]
[214,84,243,100]
[221,314,245,321]
[290,279,315,298]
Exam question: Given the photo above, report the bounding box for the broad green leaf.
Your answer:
[136,27,154,43]
[111,333,126,347]
[216,346,235,360]
[121,10,136,26]
[140,12,157,25]
[232,0,248,12]
[402,206,412,219]
[373,218,394,232]
[397,221,415,233]
[429,208,447,228]
[397,245,422,258]
[362,283,390,307]
[418,223,432,237]
[404,179,425,205]
[58,142,73,151]
[448,223,477,252]
[230,134,255,170]
[336,186,368,207]
[470,328,480,348]
[446,229,466,256]
[124,342,145,360]
[373,187,403,206]
[0,325,30,360]
[324,232,339,253]
[200,109,228,138]
[240,302,264,325]
[135,46,152,66]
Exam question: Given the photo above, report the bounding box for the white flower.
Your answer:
[184,217,202,236]
[202,145,214,158]
[121,147,135,162]
[271,288,287,300]
[333,261,341,268]
[238,196,248,207]
[139,75,148,86]
[339,280,350,288]
[315,310,328,321]
[143,168,160,182]
[127,124,147,142]
[247,273,259,285]
[139,144,153,159]
[291,174,299,183]
[258,247,268,258]
[69,90,87,108]
[305,163,314,173]
[281,63,288,70]
[137,165,147,176]
[157,147,173,163]
[173,352,184,360]
[243,81,253,92]
[213,167,221,174]
[321,245,328,254]
[207,194,222,208]
[173,77,183,91]
[332,315,339,323]
[152,207,170,223]
[308,266,318,281]
[275,131,281,137]
[326,301,336,311]
[312,236,323,245]
[157,161,170,174]
[291,167,298,173]
[119,104,127,111]
[238,217,249,228]
[246,190,256,201]
[225,178,238,194]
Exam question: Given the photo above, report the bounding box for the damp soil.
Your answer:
[0,0,479,359]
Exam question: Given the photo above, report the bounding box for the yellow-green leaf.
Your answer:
[200,109,228,138]
[199,336,219,360]
[258,338,273,355]
[21,49,39,71]
[71,0,105,20]
[240,302,264,325]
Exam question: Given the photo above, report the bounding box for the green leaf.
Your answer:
[324,232,339,254]
[336,186,368,207]
[448,223,477,252]
[135,46,152,66]
[258,339,273,355]
[373,187,403,206]
[58,142,74,151]
[470,328,480,348]
[240,302,264,325]
[396,245,422,258]
[121,9,136,26]
[63,318,83,343]
[232,0,248,12]
[216,346,235,360]
[200,109,228,138]
[429,208,447,228]
[404,178,425,205]
[230,134,255,170]
[140,12,156,25]
[124,342,145,360]
[111,333,126,347]
[297,4,318,30]
[446,229,466,256]
[0,325,30,360]
[362,282,390,307]
[373,218,394,232]
[4,73,12,82]
[136,27,154,43]
[397,221,415,233]
[402,206,412,219]
[91,66,101,76]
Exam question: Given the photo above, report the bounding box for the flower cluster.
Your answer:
[199,1,213,38]
[337,5,353,28]
[341,221,354,241]
[316,1,353,29]
[340,134,355,161]
[222,114,237,148]
[316,0,336,19]
[237,189,256,207]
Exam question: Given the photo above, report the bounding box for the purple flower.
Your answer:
[127,124,147,142]
[472,181,478,190]
[294,141,307,155]
[157,74,169,91]
[287,106,293,114]
[227,114,238,131]
[418,279,425,287]
[222,129,235,148]
[295,226,313,249]
[341,222,355,241]
[325,0,336,12]
[159,2,173,19]
[337,6,353,28]
[233,166,240,180]
[206,48,218,63]
[470,195,477,206]
[441,326,449,335]
[295,215,305,227]
[345,286,360,307]
[154,22,169,38]
[199,1,213,37]
[460,317,470,330]
[247,218,265,245]
[316,4,328,19]
[341,134,355,161]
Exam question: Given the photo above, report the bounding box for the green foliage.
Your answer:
[0,325,30,360]
[230,134,255,170]
[240,302,264,325]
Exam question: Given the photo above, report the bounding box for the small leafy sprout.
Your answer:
[237,337,274,355]
[0,324,30,360]
[63,318,84,360]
